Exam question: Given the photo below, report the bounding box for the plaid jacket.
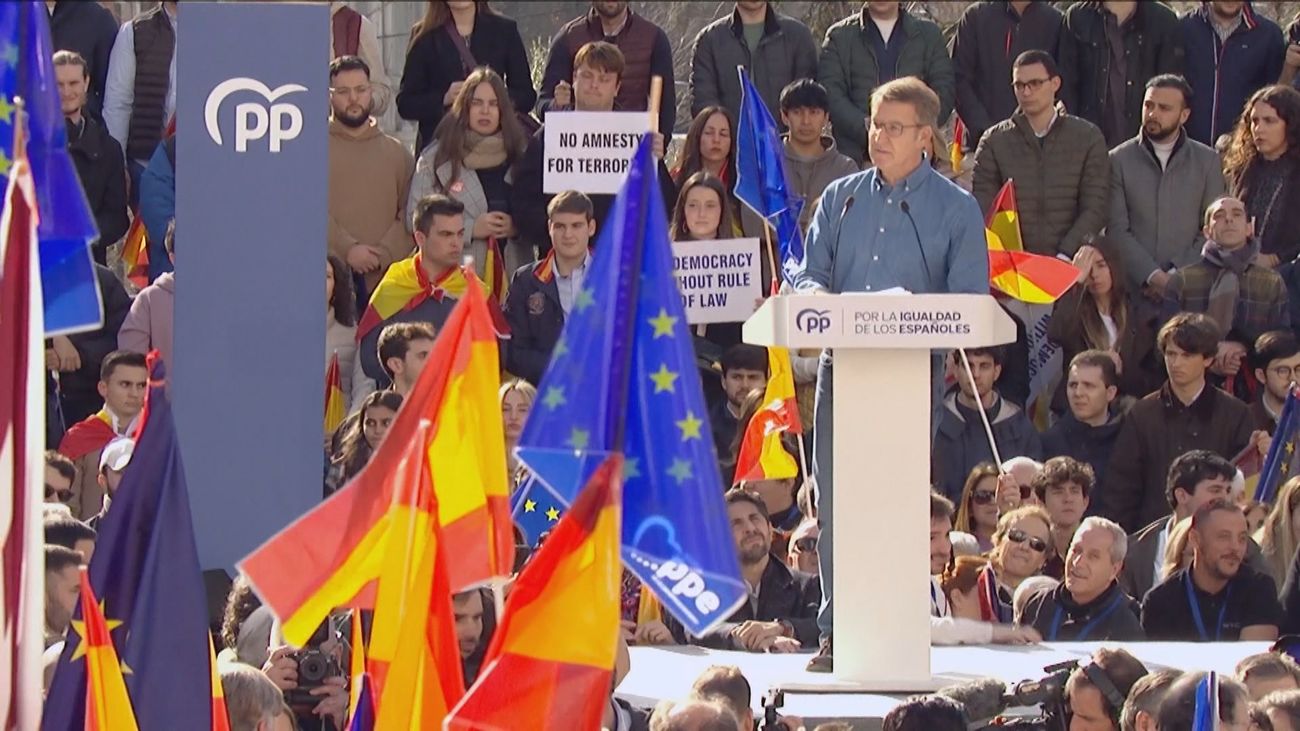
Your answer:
[1162,259,1290,342]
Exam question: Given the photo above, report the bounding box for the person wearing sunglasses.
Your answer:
[953,463,1010,553]
[979,505,1054,624]
[44,450,77,506]
[786,518,819,576]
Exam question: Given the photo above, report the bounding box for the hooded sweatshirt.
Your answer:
[327,118,415,290]
[118,271,174,373]
[782,135,859,232]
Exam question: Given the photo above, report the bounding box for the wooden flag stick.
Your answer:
[762,221,779,296]
[648,75,663,134]
[956,348,1005,472]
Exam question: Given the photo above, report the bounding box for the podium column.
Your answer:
[832,348,931,685]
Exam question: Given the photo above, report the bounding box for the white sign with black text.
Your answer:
[542,111,652,194]
[671,238,762,325]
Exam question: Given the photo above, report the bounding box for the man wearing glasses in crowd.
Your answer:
[791,75,990,672]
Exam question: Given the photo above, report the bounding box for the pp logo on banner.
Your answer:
[205,77,307,153]
[795,308,832,334]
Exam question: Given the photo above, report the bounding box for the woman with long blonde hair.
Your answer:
[1256,476,1300,592]
[499,378,535,490]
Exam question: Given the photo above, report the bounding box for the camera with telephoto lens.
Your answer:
[283,617,345,711]
[983,660,1079,730]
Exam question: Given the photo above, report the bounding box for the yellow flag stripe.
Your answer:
[427,341,507,523]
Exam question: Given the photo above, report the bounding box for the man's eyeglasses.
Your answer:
[45,484,72,502]
[971,489,996,506]
[793,536,818,553]
[1270,365,1299,380]
[1012,78,1051,93]
[1006,528,1049,554]
[869,119,925,138]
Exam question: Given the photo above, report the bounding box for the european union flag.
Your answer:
[515,138,746,637]
[511,474,567,546]
[43,358,213,729]
[1256,386,1300,503]
[0,1,101,335]
[734,67,804,286]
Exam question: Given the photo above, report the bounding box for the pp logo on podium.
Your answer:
[795,308,832,334]
[205,77,307,153]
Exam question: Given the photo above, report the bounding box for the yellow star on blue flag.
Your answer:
[511,138,746,638]
[1256,386,1300,503]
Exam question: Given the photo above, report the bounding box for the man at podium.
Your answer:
[790,77,990,672]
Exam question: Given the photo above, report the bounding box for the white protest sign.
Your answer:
[671,238,762,325]
[543,111,651,194]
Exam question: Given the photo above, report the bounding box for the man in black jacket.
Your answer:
[1020,517,1144,641]
[1057,1,1184,148]
[504,191,594,384]
[48,0,119,122]
[512,42,675,258]
[1042,350,1123,496]
[949,1,1063,147]
[668,489,819,651]
[46,264,132,433]
[55,50,128,265]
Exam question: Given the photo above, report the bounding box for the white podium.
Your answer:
[743,293,1017,689]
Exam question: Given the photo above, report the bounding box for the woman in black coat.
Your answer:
[396,1,537,155]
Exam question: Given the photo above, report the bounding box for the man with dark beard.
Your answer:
[1108,74,1227,299]
[327,55,414,295]
[665,489,820,652]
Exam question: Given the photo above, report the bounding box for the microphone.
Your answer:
[935,677,1009,727]
[899,200,932,283]
[829,194,855,290]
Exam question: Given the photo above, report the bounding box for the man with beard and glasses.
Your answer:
[666,489,820,653]
[327,55,415,296]
[1141,498,1282,641]
[1109,74,1226,301]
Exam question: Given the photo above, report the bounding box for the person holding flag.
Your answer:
[788,76,990,672]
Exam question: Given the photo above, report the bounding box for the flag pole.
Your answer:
[956,348,1005,471]
[648,75,662,135]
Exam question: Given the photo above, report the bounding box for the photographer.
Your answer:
[1064,648,1149,731]
[262,640,348,731]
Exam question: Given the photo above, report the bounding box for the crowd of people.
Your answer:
[37,0,1300,728]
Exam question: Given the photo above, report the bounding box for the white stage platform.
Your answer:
[618,642,1272,729]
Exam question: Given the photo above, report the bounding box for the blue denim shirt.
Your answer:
[791,161,989,296]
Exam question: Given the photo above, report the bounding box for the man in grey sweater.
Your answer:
[1109,74,1226,300]
[778,79,860,233]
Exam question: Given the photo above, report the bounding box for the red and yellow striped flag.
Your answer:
[324,351,345,435]
[950,117,966,173]
[446,455,623,731]
[484,237,508,305]
[120,215,149,289]
[240,275,512,634]
[985,179,1079,304]
[348,610,366,712]
[208,635,230,731]
[76,569,139,731]
[732,347,800,485]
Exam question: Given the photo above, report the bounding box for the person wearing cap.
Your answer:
[87,437,133,530]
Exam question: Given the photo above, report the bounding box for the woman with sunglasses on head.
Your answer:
[978,506,1054,623]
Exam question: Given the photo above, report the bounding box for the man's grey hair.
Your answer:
[649,698,742,731]
[1075,516,1128,564]
[1002,456,1043,475]
[220,663,288,731]
[1013,576,1059,625]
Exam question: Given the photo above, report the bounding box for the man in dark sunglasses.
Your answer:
[43,450,77,505]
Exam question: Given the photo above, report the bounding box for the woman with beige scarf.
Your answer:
[407,66,531,284]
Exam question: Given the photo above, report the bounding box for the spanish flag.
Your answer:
[484,237,508,305]
[985,179,1078,304]
[732,347,800,485]
[120,215,149,289]
[324,351,345,435]
[446,455,623,731]
[950,117,965,173]
[208,635,231,731]
[76,569,139,731]
[240,275,512,632]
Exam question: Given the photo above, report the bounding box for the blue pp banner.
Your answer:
[174,2,327,570]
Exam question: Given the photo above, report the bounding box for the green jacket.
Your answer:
[816,8,954,163]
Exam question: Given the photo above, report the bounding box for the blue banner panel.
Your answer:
[175,2,327,570]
